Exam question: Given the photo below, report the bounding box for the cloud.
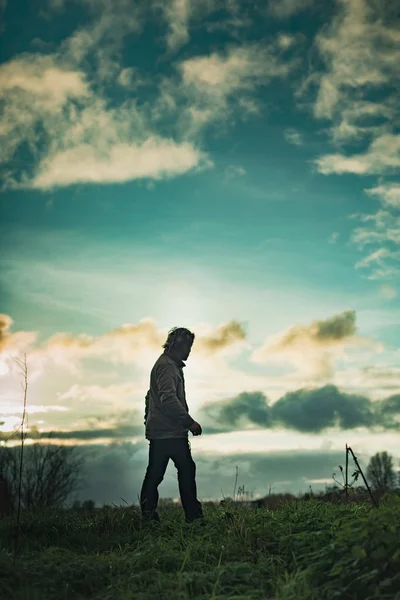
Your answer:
[333,364,400,399]
[180,44,290,97]
[250,309,381,379]
[165,41,295,135]
[30,138,208,189]
[315,134,400,176]
[366,183,400,209]
[163,0,191,51]
[284,128,303,146]
[193,321,247,356]
[379,284,398,301]
[1,315,248,378]
[329,232,340,244]
[0,0,300,190]
[0,0,213,189]
[349,209,400,279]
[355,248,392,270]
[0,51,209,189]
[0,314,38,375]
[58,383,141,403]
[312,0,400,129]
[224,165,246,180]
[307,0,400,279]
[268,0,315,18]
[199,384,400,434]
[0,314,14,353]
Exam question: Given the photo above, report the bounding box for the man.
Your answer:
[140,326,204,523]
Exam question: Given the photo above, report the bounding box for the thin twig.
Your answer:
[233,465,238,502]
[13,353,28,566]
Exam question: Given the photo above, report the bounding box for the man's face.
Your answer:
[181,339,193,360]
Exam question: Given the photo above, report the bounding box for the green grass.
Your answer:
[0,494,399,599]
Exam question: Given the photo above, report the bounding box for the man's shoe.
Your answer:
[185,516,205,524]
[141,512,161,523]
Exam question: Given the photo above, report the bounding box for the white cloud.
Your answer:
[0,51,209,189]
[349,206,400,280]
[164,0,191,50]
[180,45,290,96]
[0,55,88,106]
[172,42,293,133]
[311,0,400,186]
[315,134,400,176]
[366,183,400,209]
[30,138,208,189]
[284,128,303,146]
[1,1,297,189]
[313,0,400,122]
[355,248,392,269]
[0,0,216,189]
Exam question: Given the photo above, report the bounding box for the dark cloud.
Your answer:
[1,386,398,445]
[375,394,400,429]
[271,386,375,432]
[199,384,400,433]
[314,310,357,342]
[202,391,272,430]
[36,424,144,440]
[197,320,247,354]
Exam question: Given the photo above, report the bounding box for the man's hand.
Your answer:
[189,421,202,436]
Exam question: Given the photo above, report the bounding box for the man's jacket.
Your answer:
[144,351,195,440]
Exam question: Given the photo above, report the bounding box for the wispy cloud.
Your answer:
[315,134,400,176]
[284,128,303,146]
[366,183,400,209]
[349,207,400,280]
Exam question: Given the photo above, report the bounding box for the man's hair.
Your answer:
[162,327,195,352]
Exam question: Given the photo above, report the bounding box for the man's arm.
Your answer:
[156,363,195,428]
[144,390,149,425]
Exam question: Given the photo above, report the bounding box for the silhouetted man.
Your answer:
[140,326,204,523]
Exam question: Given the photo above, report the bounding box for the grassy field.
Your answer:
[0,493,399,600]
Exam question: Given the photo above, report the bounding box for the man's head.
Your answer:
[162,326,195,362]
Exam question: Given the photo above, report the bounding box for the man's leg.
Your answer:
[170,438,203,522]
[140,440,170,521]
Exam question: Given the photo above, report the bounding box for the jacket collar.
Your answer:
[163,350,186,369]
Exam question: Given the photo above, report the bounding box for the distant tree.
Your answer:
[0,473,13,516]
[366,451,397,492]
[0,443,83,511]
[82,499,95,510]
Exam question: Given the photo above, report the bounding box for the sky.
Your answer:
[1,0,400,505]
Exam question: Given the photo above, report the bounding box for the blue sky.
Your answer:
[1,0,400,504]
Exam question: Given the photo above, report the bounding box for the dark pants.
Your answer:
[140,438,203,523]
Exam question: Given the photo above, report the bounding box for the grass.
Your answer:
[0,493,399,599]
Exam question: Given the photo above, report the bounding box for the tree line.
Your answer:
[0,443,399,515]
